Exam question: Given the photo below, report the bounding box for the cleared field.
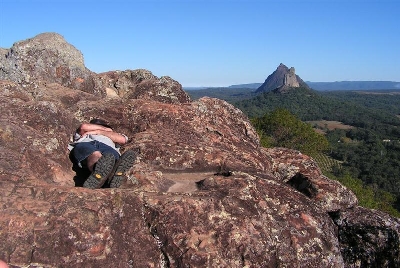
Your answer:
[307,120,354,133]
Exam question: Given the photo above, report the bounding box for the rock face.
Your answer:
[0,33,190,100]
[95,69,191,104]
[1,33,399,268]
[0,32,96,93]
[256,63,310,93]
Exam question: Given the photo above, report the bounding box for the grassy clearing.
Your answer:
[307,120,354,134]
[313,153,342,173]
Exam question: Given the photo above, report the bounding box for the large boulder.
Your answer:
[0,32,190,101]
[96,69,191,104]
[0,32,96,94]
[0,33,399,267]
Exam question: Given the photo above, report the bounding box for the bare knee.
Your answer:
[0,260,9,268]
[86,151,102,171]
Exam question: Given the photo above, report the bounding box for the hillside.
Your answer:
[235,88,400,211]
[187,87,400,122]
[186,69,400,215]
[4,33,399,267]
[255,63,310,93]
[320,90,400,115]
[190,86,400,133]
[235,88,400,130]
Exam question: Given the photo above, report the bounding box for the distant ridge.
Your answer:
[227,81,400,91]
[228,83,262,89]
[306,81,400,91]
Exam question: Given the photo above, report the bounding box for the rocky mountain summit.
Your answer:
[0,33,399,267]
[256,63,310,93]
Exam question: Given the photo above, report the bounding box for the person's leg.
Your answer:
[72,142,116,189]
[69,150,90,187]
[72,141,98,169]
[86,151,102,171]
[0,259,9,268]
[73,141,116,170]
[83,153,115,189]
[96,142,121,161]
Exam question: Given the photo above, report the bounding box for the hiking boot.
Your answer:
[109,150,136,188]
[83,153,115,189]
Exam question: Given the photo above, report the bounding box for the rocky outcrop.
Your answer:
[284,67,300,87]
[0,33,190,101]
[0,33,399,267]
[331,206,400,267]
[96,69,191,104]
[256,63,310,93]
[0,32,96,94]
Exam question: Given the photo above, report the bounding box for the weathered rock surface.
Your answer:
[256,63,310,93]
[0,32,190,100]
[0,32,96,94]
[0,33,399,267]
[96,70,191,104]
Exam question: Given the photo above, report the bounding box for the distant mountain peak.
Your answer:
[256,63,310,93]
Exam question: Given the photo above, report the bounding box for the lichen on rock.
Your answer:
[0,33,399,268]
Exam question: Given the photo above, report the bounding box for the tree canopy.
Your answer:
[252,108,329,156]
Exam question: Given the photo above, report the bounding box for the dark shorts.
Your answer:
[71,141,120,168]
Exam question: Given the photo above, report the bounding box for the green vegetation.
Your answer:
[326,172,400,217]
[314,152,400,217]
[252,108,400,217]
[187,86,400,216]
[320,90,400,116]
[252,108,329,156]
[326,128,400,195]
[234,88,400,141]
[313,153,343,172]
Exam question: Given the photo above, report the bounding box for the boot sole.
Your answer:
[83,153,115,189]
[109,150,137,188]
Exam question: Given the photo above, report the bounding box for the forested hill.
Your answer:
[240,88,400,213]
[235,87,400,136]
[188,86,400,214]
[187,87,400,134]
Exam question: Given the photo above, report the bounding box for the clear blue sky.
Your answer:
[0,0,399,87]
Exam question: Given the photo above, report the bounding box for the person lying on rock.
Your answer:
[68,118,136,189]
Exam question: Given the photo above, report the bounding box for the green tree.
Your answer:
[326,172,400,217]
[252,108,329,156]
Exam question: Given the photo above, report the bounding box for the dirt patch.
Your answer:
[162,172,215,193]
[307,120,354,133]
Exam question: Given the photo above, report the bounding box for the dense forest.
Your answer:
[187,87,400,216]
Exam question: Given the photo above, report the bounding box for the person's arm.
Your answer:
[84,129,128,145]
[77,123,113,135]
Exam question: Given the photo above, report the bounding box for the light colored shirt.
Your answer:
[67,131,128,153]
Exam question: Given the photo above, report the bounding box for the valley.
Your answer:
[186,78,400,216]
